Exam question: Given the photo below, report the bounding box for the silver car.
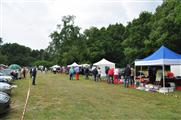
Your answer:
[0,92,10,114]
[0,83,11,94]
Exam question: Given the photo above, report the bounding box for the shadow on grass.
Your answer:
[0,109,11,119]
[0,105,20,119]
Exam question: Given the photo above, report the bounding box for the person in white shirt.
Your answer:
[114,68,119,84]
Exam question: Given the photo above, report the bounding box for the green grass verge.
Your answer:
[1,72,181,120]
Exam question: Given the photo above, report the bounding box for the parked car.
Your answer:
[0,76,12,83]
[0,92,10,114]
[0,78,9,83]
[0,83,11,94]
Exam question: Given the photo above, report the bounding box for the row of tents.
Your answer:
[67,59,115,77]
[50,59,115,76]
[61,45,181,89]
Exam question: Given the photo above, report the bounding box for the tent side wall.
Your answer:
[99,65,106,77]
[93,58,115,77]
[98,64,115,77]
[171,65,181,77]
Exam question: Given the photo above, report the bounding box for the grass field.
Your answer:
[1,72,181,120]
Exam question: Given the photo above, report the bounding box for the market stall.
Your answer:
[93,58,115,77]
[135,45,181,93]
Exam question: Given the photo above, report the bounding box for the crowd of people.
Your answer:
[9,64,136,87]
[104,64,134,87]
[64,64,135,88]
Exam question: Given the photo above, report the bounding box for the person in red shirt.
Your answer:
[167,71,174,78]
[108,68,114,84]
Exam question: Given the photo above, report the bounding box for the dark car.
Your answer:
[0,92,10,114]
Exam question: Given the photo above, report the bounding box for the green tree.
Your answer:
[0,43,31,65]
[0,37,2,45]
[49,15,85,65]
[122,12,152,63]
[0,43,50,66]
[149,0,181,54]
[33,60,53,68]
[47,0,181,67]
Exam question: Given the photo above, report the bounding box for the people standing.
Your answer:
[29,68,32,78]
[108,68,114,84]
[84,67,89,79]
[74,66,80,80]
[114,68,119,84]
[130,68,134,86]
[53,67,57,74]
[105,67,109,83]
[32,67,37,85]
[92,67,98,81]
[97,67,101,81]
[124,64,131,88]
[22,67,26,78]
[69,67,75,80]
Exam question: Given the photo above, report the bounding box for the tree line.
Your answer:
[48,0,181,67]
[0,41,52,67]
[0,0,181,67]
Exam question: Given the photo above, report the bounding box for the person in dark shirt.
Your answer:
[84,67,89,79]
[105,66,110,83]
[92,67,98,81]
[31,67,37,85]
[124,64,131,87]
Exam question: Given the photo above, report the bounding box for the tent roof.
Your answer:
[135,45,181,66]
[51,65,60,68]
[94,58,115,66]
[80,64,90,67]
[68,62,79,67]
[8,64,21,70]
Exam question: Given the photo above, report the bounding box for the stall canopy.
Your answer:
[80,64,90,67]
[93,58,115,76]
[51,65,60,68]
[135,45,181,66]
[8,64,21,70]
[135,45,181,88]
[67,62,79,67]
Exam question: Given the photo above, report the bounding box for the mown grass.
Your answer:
[1,72,181,120]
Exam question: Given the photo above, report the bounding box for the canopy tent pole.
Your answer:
[140,66,142,81]
[162,65,165,88]
[134,65,136,83]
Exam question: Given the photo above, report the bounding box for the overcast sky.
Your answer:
[0,0,163,50]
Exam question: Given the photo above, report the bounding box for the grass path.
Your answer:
[1,72,181,120]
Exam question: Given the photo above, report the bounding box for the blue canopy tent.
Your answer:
[135,45,181,88]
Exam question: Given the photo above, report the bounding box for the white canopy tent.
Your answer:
[93,58,115,76]
[135,45,181,88]
[80,64,90,67]
[51,65,60,68]
[67,62,79,67]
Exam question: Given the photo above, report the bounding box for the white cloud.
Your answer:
[0,0,162,50]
